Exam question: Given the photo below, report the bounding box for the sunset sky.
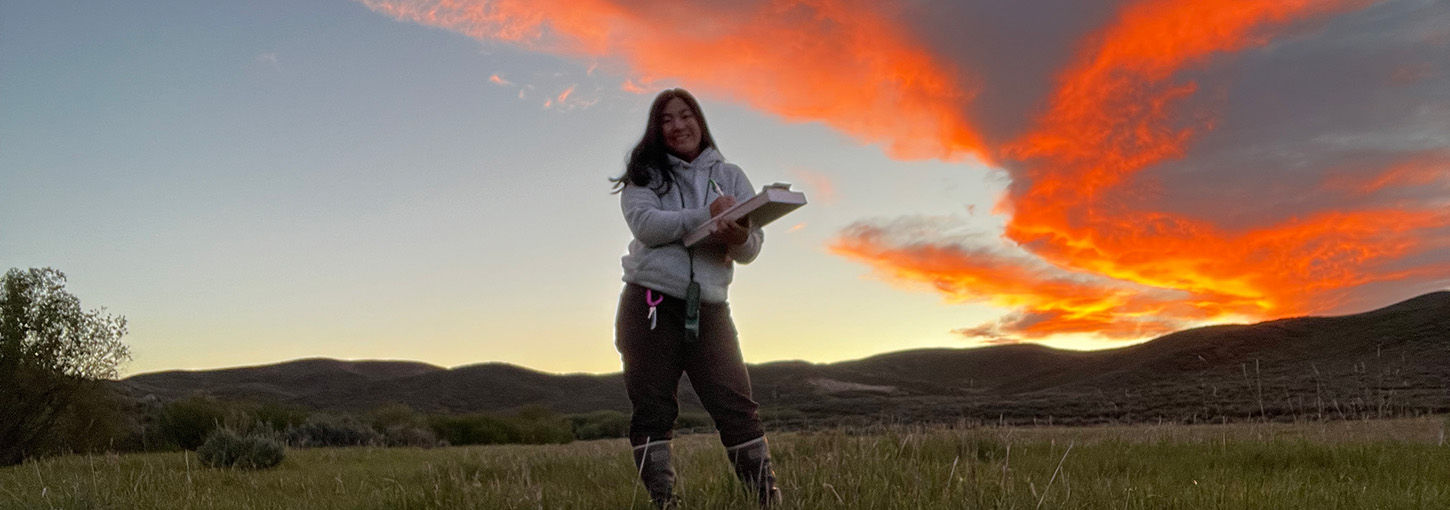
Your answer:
[2,0,1447,377]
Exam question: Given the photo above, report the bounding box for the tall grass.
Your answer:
[3,417,1448,509]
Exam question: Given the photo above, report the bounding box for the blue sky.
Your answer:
[1,0,1008,375]
[3,0,1446,376]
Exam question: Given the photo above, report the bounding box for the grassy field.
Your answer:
[3,417,1449,509]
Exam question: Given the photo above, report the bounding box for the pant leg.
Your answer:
[682,300,765,448]
[616,283,688,447]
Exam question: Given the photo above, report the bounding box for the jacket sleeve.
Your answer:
[621,183,712,247]
[724,167,765,264]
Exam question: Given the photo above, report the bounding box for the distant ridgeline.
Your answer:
[117,291,1450,426]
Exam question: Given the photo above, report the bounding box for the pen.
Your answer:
[708,179,725,196]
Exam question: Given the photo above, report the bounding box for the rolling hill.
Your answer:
[115,291,1450,424]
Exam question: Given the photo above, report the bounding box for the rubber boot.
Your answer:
[633,440,678,509]
[727,437,782,508]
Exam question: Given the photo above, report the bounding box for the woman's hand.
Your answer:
[711,216,751,246]
[709,195,736,217]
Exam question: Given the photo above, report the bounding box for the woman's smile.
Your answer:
[661,97,702,161]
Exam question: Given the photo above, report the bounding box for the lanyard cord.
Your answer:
[676,162,714,342]
[679,183,693,283]
[676,165,716,284]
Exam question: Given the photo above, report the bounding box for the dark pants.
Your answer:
[615,283,765,448]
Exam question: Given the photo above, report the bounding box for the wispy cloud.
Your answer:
[787,166,838,206]
[254,52,279,67]
[541,83,597,111]
[620,79,647,94]
[354,0,983,160]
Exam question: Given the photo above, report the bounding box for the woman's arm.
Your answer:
[621,183,713,247]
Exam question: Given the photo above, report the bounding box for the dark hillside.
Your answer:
[296,363,633,414]
[116,291,1450,424]
[121,358,445,402]
[833,344,1102,392]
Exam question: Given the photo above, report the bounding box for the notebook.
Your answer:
[684,183,807,247]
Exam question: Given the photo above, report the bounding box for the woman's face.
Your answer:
[660,97,702,161]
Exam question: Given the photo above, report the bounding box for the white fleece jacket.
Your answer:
[619,147,764,303]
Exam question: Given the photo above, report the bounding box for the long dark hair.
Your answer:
[610,88,720,195]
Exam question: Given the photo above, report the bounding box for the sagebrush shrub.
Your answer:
[286,415,383,448]
[370,404,439,448]
[196,428,285,469]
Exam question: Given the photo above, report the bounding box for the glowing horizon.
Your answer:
[3,0,1447,377]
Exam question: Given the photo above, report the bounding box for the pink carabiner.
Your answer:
[645,289,664,307]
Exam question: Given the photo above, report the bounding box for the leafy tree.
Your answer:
[0,267,130,466]
[44,381,138,454]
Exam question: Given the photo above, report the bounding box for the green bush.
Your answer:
[570,410,630,440]
[196,428,285,469]
[155,396,230,450]
[370,404,438,447]
[430,414,516,446]
[251,401,309,432]
[428,407,573,446]
[136,397,306,452]
[675,412,713,432]
[286,415,383,448]
[511,406,574,444]
[760,407,806,425]
[564,410,730,441]
[43,382,139,455]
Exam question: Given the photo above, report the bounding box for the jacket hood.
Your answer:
[666,147,721,176]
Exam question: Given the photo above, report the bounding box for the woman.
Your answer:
[611,89,782,508]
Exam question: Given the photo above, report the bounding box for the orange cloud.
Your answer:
[1006,0,1369,190]
[356,0,984,160]
[829,220,1197,340]
[830,0,1449,343]
[989,0,1444,319]
[1324,150,1450,194]
[620,79,647,94]
[362,0,1450,345]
